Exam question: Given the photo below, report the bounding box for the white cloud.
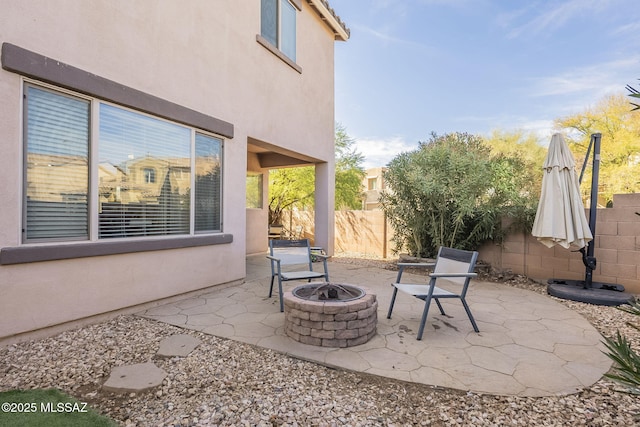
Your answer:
[353,136,417,169]
[502,0,610,39]
[351,23,435,52]
[527,57,638,108]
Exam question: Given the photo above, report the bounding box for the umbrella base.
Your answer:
[547,279,635,306]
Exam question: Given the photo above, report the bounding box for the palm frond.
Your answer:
[602,331,640,395]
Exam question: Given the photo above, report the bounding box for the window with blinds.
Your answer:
[24,85,90,241]
[23,83,224,242]
[98,104,191,238]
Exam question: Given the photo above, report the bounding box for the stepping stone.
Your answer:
[156,334,201,357]
[102,362,166,394]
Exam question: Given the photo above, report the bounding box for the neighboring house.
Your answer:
[0,0,349,341]
[362,167,387,210]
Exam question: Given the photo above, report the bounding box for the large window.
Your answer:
[23,83,223,243]
[261,0,297,61]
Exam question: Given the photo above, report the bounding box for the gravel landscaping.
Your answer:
[1,257,639,426]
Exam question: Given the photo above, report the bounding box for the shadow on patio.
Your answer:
[139,255,611,397]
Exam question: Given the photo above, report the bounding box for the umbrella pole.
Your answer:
[583,133,601,289]
[546,133,633,305]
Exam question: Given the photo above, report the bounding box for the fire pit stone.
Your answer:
[283,283,377,348]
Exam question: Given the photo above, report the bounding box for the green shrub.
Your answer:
[380,132,537,257]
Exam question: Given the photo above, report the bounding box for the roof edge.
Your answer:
[306,0,350,41]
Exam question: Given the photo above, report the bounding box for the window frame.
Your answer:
[257,0,302,73]
[0,43,234,264]
[22,80,225,244]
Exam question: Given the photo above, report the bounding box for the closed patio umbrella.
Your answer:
[532,133,592,249]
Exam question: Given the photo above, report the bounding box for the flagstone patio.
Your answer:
[139,255,611,397]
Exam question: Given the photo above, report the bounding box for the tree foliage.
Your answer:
[335,123,366,210]
[483,129,547,186]
[555,93,640,205]
[380,132,538,258]
[268,166,315,225]
[268,123,365,224]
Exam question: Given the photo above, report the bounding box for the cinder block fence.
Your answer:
[282,193,640,295]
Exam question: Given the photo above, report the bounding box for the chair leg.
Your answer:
[278,278,284,312]
[269,275,275,298]
[387,287,399,319]
[434,298,446,315]
[417,296,433,340]
[461,299,479,332]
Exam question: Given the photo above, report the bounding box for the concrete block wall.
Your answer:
[280,193,640,294]
[479,193,640,294]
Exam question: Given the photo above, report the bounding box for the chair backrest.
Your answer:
[433,247,478,286]
[268,225,284,239]
[269,238,313,267]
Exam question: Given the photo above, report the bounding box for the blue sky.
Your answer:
[330,0,640,168]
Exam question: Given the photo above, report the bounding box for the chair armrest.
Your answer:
[313,253,330,260]
[266,255,280,262]
[396,262,436,282]
[429,272,477,278]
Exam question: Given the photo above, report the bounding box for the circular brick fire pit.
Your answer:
[283,283,377,348]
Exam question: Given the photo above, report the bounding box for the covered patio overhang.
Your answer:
[247,137,335,256]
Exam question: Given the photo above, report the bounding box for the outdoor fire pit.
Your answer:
[283,283,377,348]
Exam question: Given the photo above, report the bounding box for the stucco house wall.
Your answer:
[0,0,346,341]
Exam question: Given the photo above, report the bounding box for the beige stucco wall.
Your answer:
[0,0,339,340]
[246,152,269,255]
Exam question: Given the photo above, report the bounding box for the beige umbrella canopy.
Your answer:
[532,133,593,249]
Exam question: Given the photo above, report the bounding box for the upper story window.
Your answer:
[261,0,297,62]
[368,177,378,191]
[24,83,223,243]
[143,168,156,184]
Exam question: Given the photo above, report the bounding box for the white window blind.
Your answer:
[24,85,90,241]
[98,104,191,238]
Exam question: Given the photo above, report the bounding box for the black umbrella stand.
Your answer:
[547,133,635,306]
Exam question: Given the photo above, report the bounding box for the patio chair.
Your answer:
[267,238,330,312]
[268,224,284,240]
[386,246,479,340]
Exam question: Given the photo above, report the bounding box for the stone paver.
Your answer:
[156,334,201,357]
[138,255,612,397]
[102,362,167,394]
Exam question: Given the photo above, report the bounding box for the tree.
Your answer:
[380,132,538,258]
[268,166,315,225]
[268,123,365,224]
[334,123,366,210]
[483,129,547,186]
[555,93,640,205]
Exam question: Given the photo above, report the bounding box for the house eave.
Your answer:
[306,0,350,41]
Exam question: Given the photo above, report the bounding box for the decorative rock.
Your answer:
[102,362,167,393]
[156,334,201,357]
